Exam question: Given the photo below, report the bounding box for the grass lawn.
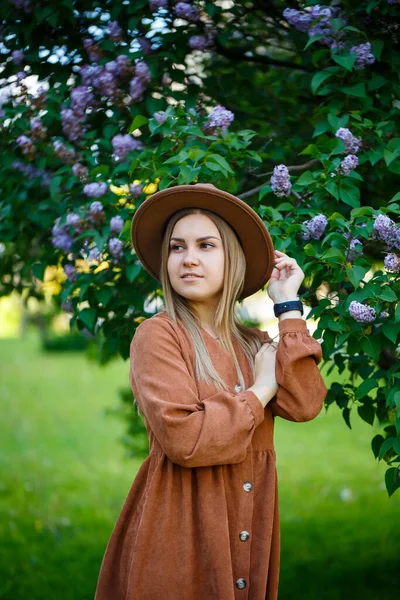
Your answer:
[0,328,399,600]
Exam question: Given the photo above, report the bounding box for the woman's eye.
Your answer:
[169,243,214,250]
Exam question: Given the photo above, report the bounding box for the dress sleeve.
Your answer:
[254,318,328,422]
[129,317,266,468]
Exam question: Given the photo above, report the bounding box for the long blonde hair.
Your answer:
[158,207,264,392]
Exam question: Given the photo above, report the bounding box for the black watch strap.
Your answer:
[273,300,304,317]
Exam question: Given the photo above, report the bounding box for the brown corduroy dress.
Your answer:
[94,311,328,600]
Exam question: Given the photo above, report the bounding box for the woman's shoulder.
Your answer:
[131,311,182,347]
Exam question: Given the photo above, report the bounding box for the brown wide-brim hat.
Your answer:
[130,183,275,300]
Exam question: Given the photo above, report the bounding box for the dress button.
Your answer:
[243,481,253,492]
[235,578,247,590]
[235,383,242,393]
[239,530,250,541]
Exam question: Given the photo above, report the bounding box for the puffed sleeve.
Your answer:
[254,318,327,422]
[129,316,266,468]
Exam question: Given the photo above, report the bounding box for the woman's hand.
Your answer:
[267,250,304,304]
[253,341,279,399]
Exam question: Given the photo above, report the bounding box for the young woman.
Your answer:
[94,183,327,600]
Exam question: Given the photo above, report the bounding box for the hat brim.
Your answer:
[130,184,275,300]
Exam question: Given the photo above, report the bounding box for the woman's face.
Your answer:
[167,213,225,305]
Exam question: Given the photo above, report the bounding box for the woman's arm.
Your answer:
[253,319,328,422]
[129,317,267,468]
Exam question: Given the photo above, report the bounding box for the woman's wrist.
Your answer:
[247,384,277,408]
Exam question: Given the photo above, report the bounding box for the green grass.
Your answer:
[0,329,399,599]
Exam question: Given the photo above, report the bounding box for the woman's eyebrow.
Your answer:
[170,236,220,242]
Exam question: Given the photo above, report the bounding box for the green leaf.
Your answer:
[304,34,323,50]
[382,322,400,344]
[385,467,400,498]
[390,192,400,203]
[303,243,316,257]
[360,335,381,361]
[295,171,315,186]
[31,262,46,281]
[129,115,149,133]
[50,176,62,199]
[342,407,352,430]
[206,153,234,174]
[126,263,141,283]
[384,150,398,167]
[259,186,272,200]
[339,188,360,208]
[322,247,345,260]
[341,83,367,98]
[378,287,397,302]
[355,378,378,400]
[331,53,357,71]
[299,144,322,158]
[311,70,334,94]
[371,434,384,458]
[326,181,339,199]
[346,265,369,288]
[357,403,375,425]
[95,287,113,306]
[78,308,97,332]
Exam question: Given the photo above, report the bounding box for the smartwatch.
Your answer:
[273,300,304,318]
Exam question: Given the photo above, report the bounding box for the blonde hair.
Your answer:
[158,207,264,392]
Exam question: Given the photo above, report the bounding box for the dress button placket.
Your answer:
[243,481,253,493]
[239,530,250,542]
[235,383,242,393]
[235,578,247,590]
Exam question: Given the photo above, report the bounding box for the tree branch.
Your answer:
[213,39,310,72]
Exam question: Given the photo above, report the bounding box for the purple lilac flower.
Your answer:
[384,253,400,272]
[84,183,108,198]
[83,38,103,62]
[139,37,152,54]
[270,164,291,197]
[61,108,84,141]
[149,0,168,11]
[203,105,234,134]
[64,264,77,282]
[61,298,73,312]
[175,2,200,22]
[135,61,152,83]
[110,215,124,234]
[350,42,375,69]
[51,220,74,252]
[283,8,312,33]
[9,0,31,11]
[72,163,88,179]
[129,76,147,102]
[335,128,362,154]
[11,50,24,64]
[16,71,27,82]
[105,57,133,79]
[112,134,144,161]
[345,236,363,262]
[89,247,101,260]
[340,154,359,176]
[108,21,123,43]
[153,111,168,124]
[189,35,209,51]
[129,184,143,198]
[16,135,34,157]
[12,160,50,187]
[372,214,397,246]
[108,237,124,258]
[70,86,95,118]
[53,140,76,163]
[66,213,82,232]
[349,300,376,323]
[96,71,118,97]
[283,5,346,46]
[302,214,328,240]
